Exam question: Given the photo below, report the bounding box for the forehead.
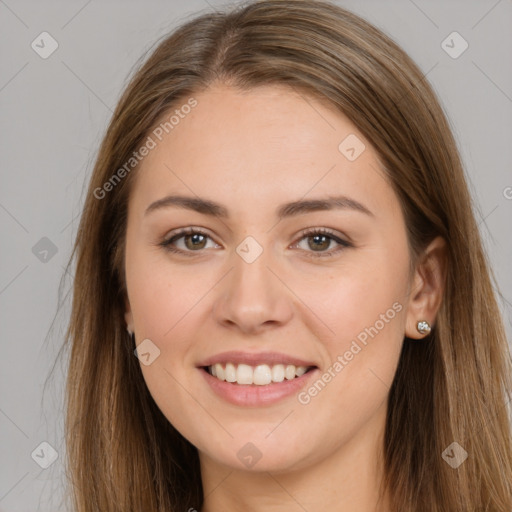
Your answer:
[130,84,398,223]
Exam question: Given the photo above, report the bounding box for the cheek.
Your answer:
[126,256,209,441]
[291,250,408,348]
[291,248,408,403]
[126,246,209,339]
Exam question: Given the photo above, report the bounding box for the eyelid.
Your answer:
[291,227,352,258]
[159,226,353,258]
[160,227,219,253]
[294,226,352,246]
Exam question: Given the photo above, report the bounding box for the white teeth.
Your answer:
[295,366,307,377]
[214,363,225,381]
[236,364,253,385]
[253,364,272,385]
[207,363,311,385]
[285,365,296,380]
[271,364,285,383]
[225,362,237,382]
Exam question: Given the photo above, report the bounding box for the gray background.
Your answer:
[1,0,511,510]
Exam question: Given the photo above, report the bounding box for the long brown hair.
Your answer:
[62,0,512,510]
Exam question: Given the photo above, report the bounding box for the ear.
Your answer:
[124,295,134,335]
[404,236,448,340]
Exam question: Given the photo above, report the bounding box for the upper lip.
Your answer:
[197,351,318,368]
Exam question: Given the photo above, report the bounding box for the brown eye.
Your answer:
[305,233,332,252]
[160,228,218,254]
[183,233,207,250]
[159,227,352,258]
[294,228,352,258]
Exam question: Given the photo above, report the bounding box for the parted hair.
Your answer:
[63,1,512,510]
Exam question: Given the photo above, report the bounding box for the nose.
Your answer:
[212,240,293,335]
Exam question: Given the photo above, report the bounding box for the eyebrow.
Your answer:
[144,194,374,219]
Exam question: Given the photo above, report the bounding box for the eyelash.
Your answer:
[159,227,352,259]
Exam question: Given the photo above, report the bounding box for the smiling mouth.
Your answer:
[202,363,317,386]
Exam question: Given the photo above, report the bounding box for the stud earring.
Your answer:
[416,320,431,335]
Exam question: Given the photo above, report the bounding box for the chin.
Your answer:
[200,435,318,474]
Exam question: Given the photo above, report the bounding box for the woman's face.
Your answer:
[124,84,418,473]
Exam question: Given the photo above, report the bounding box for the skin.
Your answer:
[123,83,446,512]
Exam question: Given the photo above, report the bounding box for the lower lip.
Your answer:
[199,367,319,407]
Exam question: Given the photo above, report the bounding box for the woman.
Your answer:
[62,0,512,510]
